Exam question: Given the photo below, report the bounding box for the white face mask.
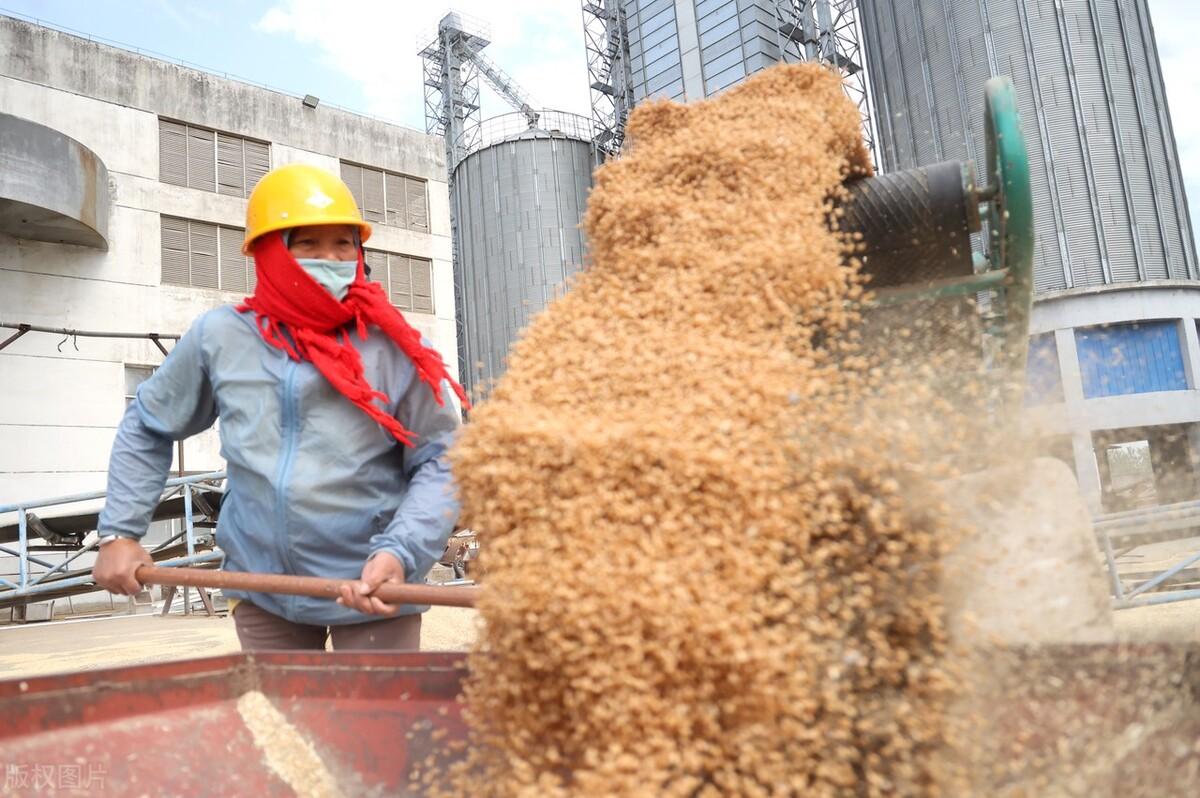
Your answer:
[296,258,358,300]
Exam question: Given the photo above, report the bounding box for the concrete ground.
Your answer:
[1114,534,1200,574]
[1113,599,1200,642]
[0,605,479,680]
[1109,536,1200,641]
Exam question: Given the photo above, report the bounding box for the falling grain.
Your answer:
[441,62,958,797]
[237,690,343,798]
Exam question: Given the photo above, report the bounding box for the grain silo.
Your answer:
[584,1,874,155]
[451,112,594,393]
[859,0,1195,291]
[420,13,597,397]
[858,0,1200,511]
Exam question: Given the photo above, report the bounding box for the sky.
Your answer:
[1,0,1196,238]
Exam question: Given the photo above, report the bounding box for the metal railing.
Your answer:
[1093,500,1200,609]
[454,109,595,162]
[416,10,493,52]
[0,473,226,607]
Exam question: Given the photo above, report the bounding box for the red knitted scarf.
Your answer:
[238,232,468,446]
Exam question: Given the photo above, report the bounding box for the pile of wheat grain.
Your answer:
[443,63,955,797]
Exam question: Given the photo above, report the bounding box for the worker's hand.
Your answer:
[338,551,406,616]
[92,538,153,596]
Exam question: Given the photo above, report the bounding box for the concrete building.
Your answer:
[1023,283,1200,512]
[0,16,456,565]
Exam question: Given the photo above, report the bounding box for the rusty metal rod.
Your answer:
[0,321,182,341]
[136,565,479,608]
[0,323,179,354]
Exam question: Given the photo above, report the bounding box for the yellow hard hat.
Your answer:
[242,163,372,254]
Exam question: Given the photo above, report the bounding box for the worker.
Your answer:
[92,163,468,650]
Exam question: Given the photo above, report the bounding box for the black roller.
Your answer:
[838,160,980,290]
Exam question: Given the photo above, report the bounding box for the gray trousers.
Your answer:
[233,600,422,651]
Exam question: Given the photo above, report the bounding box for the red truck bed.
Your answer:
[2,645,1198,796]
[0,652,470,796]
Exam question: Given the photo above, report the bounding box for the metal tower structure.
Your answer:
[420,14,480,176]
[418,11,550,393]
[582,1,636,156]
[584,1,875,164]
[419,12,542,175]
[776,1,875,164]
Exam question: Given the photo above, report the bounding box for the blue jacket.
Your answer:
[98,305,461,625]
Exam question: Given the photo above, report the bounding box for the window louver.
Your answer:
[389,254,413,309]
[219,225,249,293]
[186,127,217,193]
[410,256,433,313]
[189,221,220,289]
[362,167,386,224]
[216,133,246,197]
[160,216,251,293]
[159,119,269,197]
[160,216,190,285]
[243,140,271,196]
[405,177,429,231]
[341,162,364,212]
[340,160,429,231]
[158,121,188,187]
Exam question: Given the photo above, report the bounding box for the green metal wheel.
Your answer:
[983,76,1035,384]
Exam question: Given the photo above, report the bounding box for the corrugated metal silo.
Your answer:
[451,111,595,395]
[622,0,793,102]
[858,0,1196,293]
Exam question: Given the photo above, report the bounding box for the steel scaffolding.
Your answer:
[582,1,635,157]
[776,1,877,167]
[583,1,877,165]
[418,12,545,175]
[418,12,548,390]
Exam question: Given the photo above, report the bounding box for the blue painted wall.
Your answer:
[1075,321,1189,399]
[1025,332,1063,406]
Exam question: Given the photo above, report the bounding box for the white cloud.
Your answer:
[256,0,591,131]
[1148,0,1200,247]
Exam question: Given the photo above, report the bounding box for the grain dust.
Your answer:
[445,62,958,796]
